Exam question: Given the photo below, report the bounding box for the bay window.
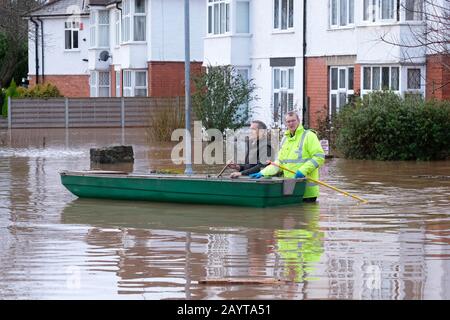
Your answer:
[122,0,146,42]
[123,70,148,97]
[89,10,110,48]
[362,66,400,94]
[405,0,423,21]
[90,71,111,97]
[207,0,230,35]
[363,0,398,22]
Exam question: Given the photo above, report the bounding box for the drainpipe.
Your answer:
[30,17,40,84]
[37,17,45,84]
[302,0,307,127]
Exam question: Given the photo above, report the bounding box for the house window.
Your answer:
[329,67,354,115]
[273,67,294,122]
[123,70,147,97]
[98,10,110,47]
[407,68,421,90]
[330,0,354,27]
[274,0,294,31]
[362,66,400,94]
[90,13,96,47]
[122,0,146,42]
[236,1,250,34]
[405,0,423,21]
[122,0,131,42]
[134,0,146,41]
[207,0,230,35]
[115,11,121,46]
[363,0,398,22]
[90,71,110,97]
[65,21,79,50]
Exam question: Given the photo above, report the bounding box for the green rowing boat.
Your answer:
[60,171,306,207]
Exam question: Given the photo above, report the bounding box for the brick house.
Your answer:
[25,0,205,98]
[26,0,449,127]
[203,0,449,128]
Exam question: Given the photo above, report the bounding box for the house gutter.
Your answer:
[302,0,307,127]
[36,17,45,83]
[30,17,40,84]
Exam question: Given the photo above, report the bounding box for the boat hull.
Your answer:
[60,171,306,208]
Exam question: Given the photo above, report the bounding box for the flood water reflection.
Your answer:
[0,128,449,299]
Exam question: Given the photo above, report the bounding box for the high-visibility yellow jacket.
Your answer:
[261,125,325,199]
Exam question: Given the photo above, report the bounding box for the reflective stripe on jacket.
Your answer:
[260,125,325,198]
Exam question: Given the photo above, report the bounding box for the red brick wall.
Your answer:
[305,57,328,129]
[29,75,90,97]
[110,66,116,97]
[148,61,203,97]
[426,54,450,100]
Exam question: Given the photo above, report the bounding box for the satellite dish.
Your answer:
[99,51,111,62]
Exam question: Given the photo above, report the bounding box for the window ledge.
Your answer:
[327,25,356,31]
[64,49,81,52]
[271,29,295,35]
[205,34,232,39]
[120,41,147,46]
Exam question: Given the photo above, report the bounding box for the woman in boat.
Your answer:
[229,120,273,178]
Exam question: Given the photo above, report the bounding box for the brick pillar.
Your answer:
[426,54,450,100]
[110,66,116,97]
[305,57,328,129]
[354,64,361,95]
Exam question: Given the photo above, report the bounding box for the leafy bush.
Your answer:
[335,91,450,160]
[18,83,62,98]
[192,65,257,133]
[1,79,19,118]
[146,101,185,142]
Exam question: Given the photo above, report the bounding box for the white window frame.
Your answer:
[89,71,111,97]
[98,10,110,48]
[405,67,424,97]
[65,20,80,50]
[363,0,398,23]
[116,71,121,97]
[236,0,250,34]
[330,0,355,28]
[273,67,295,123]
[273,0,294,31]
[114,10,121,47]
[90,13,96,47]
[123,70,148,97]
[361,65,401,96]
[121,0,147,43]
[207,0,230,35]
[329,66,354,115]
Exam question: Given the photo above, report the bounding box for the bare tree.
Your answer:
[0,0,44,87]
[380,0,449,92]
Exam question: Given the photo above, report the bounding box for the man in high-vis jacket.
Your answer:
[249,111,325,202]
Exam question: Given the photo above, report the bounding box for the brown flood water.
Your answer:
[0,128,449,300]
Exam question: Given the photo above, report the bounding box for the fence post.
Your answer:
[121,97,125,128]
[65,97,69,128]
[7,96,11,129]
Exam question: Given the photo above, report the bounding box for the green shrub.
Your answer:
[18,83,62,98]
[335,91,450,160]
[146,101,185,142]
[192,65,257,133]
[2,79,19,118]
